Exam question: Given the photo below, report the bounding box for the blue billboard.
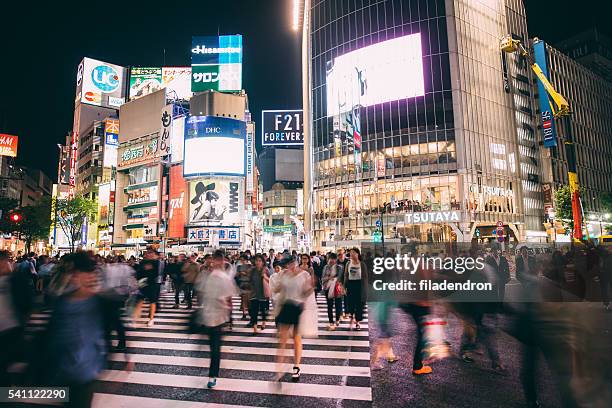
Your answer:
[533,39,558,148]
[191,35,243,92]
[183,116,246,177]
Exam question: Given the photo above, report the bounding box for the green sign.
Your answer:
[263,225,293,233]
[129,67,162,100]
[372,231,382,243]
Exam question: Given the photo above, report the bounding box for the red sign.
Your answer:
[0,134,18,157]
[167,165,187,239]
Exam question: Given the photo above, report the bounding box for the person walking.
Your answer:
[0,251,23,386]
[181,254,200,309]
[248,254,271,333]
[196,250,237,389]
[273,253,313,382]
[343,248,368,331]
[132,248,162,326]
[336,249,349,318]
[321,253,344,330]
[485,248,511,305]
[235,255,252,320]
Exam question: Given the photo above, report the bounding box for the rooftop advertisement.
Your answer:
[191,35,243,92]
[77,57,127,109]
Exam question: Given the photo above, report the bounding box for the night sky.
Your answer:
[0,0,609,179]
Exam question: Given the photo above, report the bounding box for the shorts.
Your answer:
[276,302,303,326]
[138,284,161,303]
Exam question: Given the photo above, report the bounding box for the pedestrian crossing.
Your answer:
[21,291,372,407]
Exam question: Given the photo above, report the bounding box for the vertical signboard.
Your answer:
[246,122,254,193]
[160,105,173,157]
[59,145,71,185]
[170,115,186,163]
[103,119,119,167]
[533,40,558,148]
[69,132,78,188]
[168,165,188,238]
[191,35,243,92]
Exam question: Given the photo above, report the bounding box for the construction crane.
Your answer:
[501,36,583,240]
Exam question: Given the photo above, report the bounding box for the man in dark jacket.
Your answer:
[485,248,511,303]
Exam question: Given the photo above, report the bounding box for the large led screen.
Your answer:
[326,34,425,116]
[183,116,246,177]
[77,57,127,108]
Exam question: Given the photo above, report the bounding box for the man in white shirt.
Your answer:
[197,250,237,389]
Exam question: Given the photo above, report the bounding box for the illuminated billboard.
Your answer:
[0,134,18,157]
[191,35,243,92]
[261,110,304,146]
[326,34,425,116]
[129,67,192,101]
[170,116,186,164]
[188,179,243,225]
[129,67,163,100]
[77,57,127,108]
[183,116,246,177]
[533,40,558,148]
[168,165,188,239]
[103,119,119,168]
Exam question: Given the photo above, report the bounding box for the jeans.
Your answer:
[204,325,223,378]
[325,295,342,324]
[398,303,429,370]
[249,299,269,325]
[345,280,364,321]
[459,307,500,366]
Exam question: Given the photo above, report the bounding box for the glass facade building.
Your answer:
[303,0,542,247]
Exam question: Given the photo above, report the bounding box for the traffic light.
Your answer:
[475,228,481,238]
[9,213,22,223]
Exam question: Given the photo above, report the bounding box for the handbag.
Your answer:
[333,280,346,298]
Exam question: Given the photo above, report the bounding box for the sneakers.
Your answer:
[147,319,155,327]
[460,353,474,363]
[355,322,361,331]
[207,377,217,389]
[327,323,336,331]
[291,366,301,382]
[412,365,433,375]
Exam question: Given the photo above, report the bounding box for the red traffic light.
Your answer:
[10,213,21,222]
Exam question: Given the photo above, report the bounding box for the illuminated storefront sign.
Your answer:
[118,135,164,169]
[126,185,158,205]
[0,134,18,157]
[263,225,293,233]
[188,226,240,243]
[405,211,462,224]
[261,110,304,146]
[468,184,513,198]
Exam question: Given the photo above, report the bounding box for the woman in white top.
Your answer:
[273,254,313,382]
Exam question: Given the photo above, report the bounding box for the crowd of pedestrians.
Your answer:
[0,242,609,407]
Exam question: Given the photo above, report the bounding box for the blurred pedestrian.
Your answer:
[132,249,162,326]
[181,254,200,309]
[274,253,314,382]
[196,250,237,389]
[321,253,344,330]
[248,254,270,333]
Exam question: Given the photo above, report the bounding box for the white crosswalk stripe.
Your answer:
[22,291,372,407]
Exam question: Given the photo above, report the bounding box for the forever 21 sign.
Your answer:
[261,109,304,146]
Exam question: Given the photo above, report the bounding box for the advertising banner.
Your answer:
[129,67,163,100]
[191,35,243,92]
[162,67,192,100]
[59,145,70,185]
[261,110,304,146]
[246,122,254,192]
[168,165,188,239]
[118,135,164,169]
[188,179,243,225]
[69,132,78,187]
[103,119,119,168]
[98,182,111,226]
[183,116,246,177]
[79,57,127,109]
[533,40,558,148]
[126,185,159,205]
[0,134,18,157]
[326,34,424,116]
[188,226,240,244]
[170,115,186,163]
[160,105,173,156]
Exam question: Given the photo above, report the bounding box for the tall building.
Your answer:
[536,39,612,237]
[302,0,543,248]
[555,28,612,82]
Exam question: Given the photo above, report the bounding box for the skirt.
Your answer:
[276,302,303,326]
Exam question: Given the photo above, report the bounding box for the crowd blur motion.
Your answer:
[0,242,610,407]
[366,241,612,408]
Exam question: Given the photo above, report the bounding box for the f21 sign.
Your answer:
[261,110,304,146]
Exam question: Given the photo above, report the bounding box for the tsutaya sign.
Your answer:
[469,184,513,198]
[405,211,462,224]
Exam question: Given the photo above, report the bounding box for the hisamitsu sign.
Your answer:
[261,110,304,146]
